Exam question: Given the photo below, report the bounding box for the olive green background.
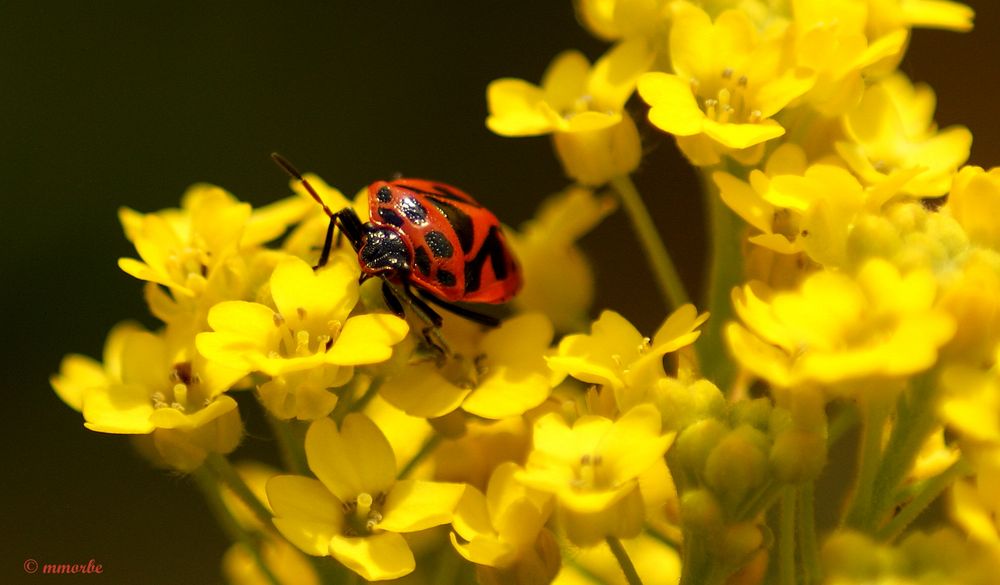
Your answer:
[3,2,998,583]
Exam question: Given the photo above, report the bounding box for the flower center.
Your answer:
[572,453,605,490]
[342,491,386,536]
[152,361,207,411]
[692,68,762,125]
[166,245,210,291]
[271,310,340,358]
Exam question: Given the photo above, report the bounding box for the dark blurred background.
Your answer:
[2,1,997,583]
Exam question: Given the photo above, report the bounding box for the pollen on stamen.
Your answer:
[738,75,748,87]
[749,110,763,123]
[296,307,308,321]
[273,312,285,327]
[722,67,733,79]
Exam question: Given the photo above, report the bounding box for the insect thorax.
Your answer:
[359,226,410,276]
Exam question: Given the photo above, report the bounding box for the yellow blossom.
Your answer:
[867,0,974,39]
[638,4,814,165]
[947,165,1000,250]
[196,255,409,419]
[52,322,245,471]
[450,462,558,583]
[119,184,308,297]
[727,259,955,391]
[574,0,671,42]
[547,305,708,410]
[518,404,674,546]
[487,41,650,184]
[380,313,554,420]
[950,448,1000,544]
[266,415,464,581]
[508,187,616,332]
[837,73,972,197]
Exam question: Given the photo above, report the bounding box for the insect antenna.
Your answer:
[271,152,335,219]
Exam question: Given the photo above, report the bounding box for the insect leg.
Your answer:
[381,280,406,318]
[417,291,500,328]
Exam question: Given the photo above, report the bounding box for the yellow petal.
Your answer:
[541,50,591,111]
[82,383,156,434]
[271,255,358,332]
[325,313,409,365]
[267,475,343,556]
[588,38,653,111]
[51,354,107,412]
[306,416,396,502]
[638,73,705,137]
[599,404,673,483]
[380,363,470,418]
[702,118,785,149]
[328,532,414,582]
[486,79,555,137]
[379,479,465,532]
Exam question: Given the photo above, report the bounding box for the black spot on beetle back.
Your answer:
[378,208,405,228]
[414,246,432,276]
[377,186,393,202]
[399,196,428,225]
[426,197,474,254]
[437,268,457,287]
[425,231,454,258]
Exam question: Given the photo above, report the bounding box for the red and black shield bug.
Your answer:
[272,154,522,331]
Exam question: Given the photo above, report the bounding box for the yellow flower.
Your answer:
[487,41,650,184]
[518,404,674,546]
[450,462,558,584]
[196,255,409,419]
[266,415,465,581]
[867,0,974,39]
[638,5,814,165]
[380,313,554,420]
[837,73,972,197]
[792,2,909,115]
[509,187,616,332]
[118,184,308,297]
[939,358,1000,444]
[947,166,1000,250]
[574,0,671,42]
[727,259,955,391]
[547,305,708,410]
[52,322,244,471]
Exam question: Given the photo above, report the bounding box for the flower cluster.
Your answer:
[52,0,1000,584]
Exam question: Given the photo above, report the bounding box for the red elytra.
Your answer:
[366,179,521,304]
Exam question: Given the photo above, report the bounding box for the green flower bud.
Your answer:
[655,377,726,432]
[769,429,827,483]
[720,522,764,565]
[680,489,724,534]
[704,425,769,507]
[673,418,728,482]
[731,397,772,431]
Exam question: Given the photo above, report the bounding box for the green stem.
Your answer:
[798,483,821,585]
[870,373,940,524]
[267,416,308,476]
[695,169,743,391]
[606,535,645,585]
[192,466,282,585]
[876,457,969,542]
[205,453,273,529]
[610,175,691,311]
[398,432,442,479]
[827,403,860,448]
[843,396,891,531]
[778,487,797,585]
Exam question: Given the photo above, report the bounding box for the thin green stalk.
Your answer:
[844,397,891,531]
[267,416,308,476]
[798,483,821,585]
[610,175,691,311]
[696,169,743,391]
[193,466,281,585]
[870,374,940,523]
[206,452,273,529]
[330,375,385,424]
[876,457,969,542]
[398,432,442,479]
[778,488,797,585]
[827,404,860,448]
[606,535,645,585]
